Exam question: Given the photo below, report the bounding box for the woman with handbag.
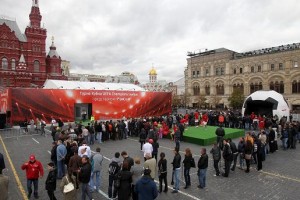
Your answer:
[244,140,253,173]
[60,168,77,200]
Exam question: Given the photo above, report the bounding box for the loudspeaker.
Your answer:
[6,111,11,118]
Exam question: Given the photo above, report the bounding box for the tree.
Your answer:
[210,95,222,108]
[228,89,245,109]
[197,94,207,108]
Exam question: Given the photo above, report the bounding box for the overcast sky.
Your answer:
[1,0,300,83]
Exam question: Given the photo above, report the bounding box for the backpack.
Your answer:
[108,161,120,176]
[190,157,196,168]
[113,172,122,189]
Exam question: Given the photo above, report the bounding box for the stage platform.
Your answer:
[183,126,244,146]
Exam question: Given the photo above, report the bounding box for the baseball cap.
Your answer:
[29,154,36,161]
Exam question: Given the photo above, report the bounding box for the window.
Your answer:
[251,66,254,73]
[292,80,300,93]
[193,83,200,95]
[270,81,284,94]
[271,64,275,71]
[34,60,40,72]
[11,59,16,70]
[233,68,236,74]
[215,67,220,76]
[233,83,244,93]
[216,84,224,95]
[250,82,263,93]
[257,65,261,72]
[1,58,8,70]
[205,85,210,95]
[221,67,225,75]
[279,63,284,70]
[294,61,298,68]
[192,71,196,78]
[205,68,209,76]
[197,71,200,77]
[240,68,243,74]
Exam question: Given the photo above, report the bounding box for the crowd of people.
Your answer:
[0,109,300,200]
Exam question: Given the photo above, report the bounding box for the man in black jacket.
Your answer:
[171,147,181,193]
[222,139,233,177]
[215,126,225,150]
[198,148,208,189]
[78,155,93,200]
[228,138,238,171]
[45,162,57,200]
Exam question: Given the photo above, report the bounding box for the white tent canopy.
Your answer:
[43,80,146,91]
[242,90,290,119]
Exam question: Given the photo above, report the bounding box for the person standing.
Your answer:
[222,139,233,177]
[45,162,57,200]
[244,140,253,173]
[144,153,156,180]
[121,151,134,171]
[60,168,77,200]
[0,152,6,174]
[228,138,238,171]
[255,137,263,171]
[171,147,181,193]
[158,152,168,193]
[139,128,147,150]
[130,157,144,200]
[21,154,44,199]
[142,139,153,161]
[117,161,132,200]
[68,147,82,190]
[56,140,67,179]
[90,147,103,193]
[135,168,158,200]
[182,148,193,188]
[108,152,122,199]
[50,142,58,167]
[95,121,102,143]
[210,143,221,176]
[78,155,93,200]
[151,138,159,162]
[215,126,225,150]
[197,148,208,189]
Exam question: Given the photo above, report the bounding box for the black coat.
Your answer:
[118,170,132,200]
[79,162,92,183]
[198,154,208,169]
[183,155,193,169]
[172,153,181,170]
[45,169,57,191]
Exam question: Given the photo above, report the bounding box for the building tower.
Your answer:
[149,67,157,83]
[15,54,32,87]
[46,37,65,80]
[24,0,47,86]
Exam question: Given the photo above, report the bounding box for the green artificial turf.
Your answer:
[183,126,244,146]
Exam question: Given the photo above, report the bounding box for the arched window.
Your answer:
[216,83,224,95]
[205,84,210,95]
[257,65,262,72]
[233,68,236,74]
[34,60,40,72]
[233,83,244,93]
[215,67,220,76]
[240,67,243,74]
[250,82,262,93]
[279,63,284,70]
[205,68,210,76]
[251,66,254,73]
[193,83,200,96]
[221,67,225,75]
[1,58,8,70]
[11,59,16,70]
[270,64,275,71]
[292,80,300,93]
[270,81,284,93]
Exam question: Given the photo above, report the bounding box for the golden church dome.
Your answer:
[149,67,157,75]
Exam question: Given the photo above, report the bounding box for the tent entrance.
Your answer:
[74,103,92,122]
[244,100,273,116]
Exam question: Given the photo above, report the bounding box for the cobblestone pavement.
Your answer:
[1,129,300,200]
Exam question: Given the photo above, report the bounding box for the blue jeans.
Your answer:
[27,179,38,197]
[90,171,101,191]
[81,183,93,200]
[198,168,207,188]
[282,138,288,149]
[239,153,245,168]
[183,168,190,186]
[245,123,250,130]
[90,134,95,145]
[57,160,65,178]
[97,132,102,143]
[173,168,180,191]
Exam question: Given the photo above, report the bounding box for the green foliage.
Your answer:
[228,89,245,109]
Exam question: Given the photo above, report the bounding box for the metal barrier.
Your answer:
[0,126,43,140]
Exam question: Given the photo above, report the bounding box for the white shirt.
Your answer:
[142,142,153,157]
[78,145,91,158]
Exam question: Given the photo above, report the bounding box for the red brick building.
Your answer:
[0,0,66,88]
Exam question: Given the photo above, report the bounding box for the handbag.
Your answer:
[245,154,252,160]
[63,176,75,194]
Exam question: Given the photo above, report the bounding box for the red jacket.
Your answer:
[21,160,44,179]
